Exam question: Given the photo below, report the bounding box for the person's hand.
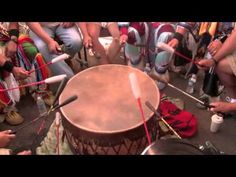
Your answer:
[5,40,17,58]
[210,102,233,113]
[168,38,179,49]
[17,150,32,155]
[0,130,15,148]
[208,39,222,56]
[47,39,61,54]
[12,67,30,80]
[61,22,75,28]
[120,34,128,45]
[83,35,92,48]
[197,59,215,70]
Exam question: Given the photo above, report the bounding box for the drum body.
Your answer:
[141,139,205,155]
[59,64,160,155]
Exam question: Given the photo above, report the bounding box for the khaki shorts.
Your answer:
[226,50,236,77]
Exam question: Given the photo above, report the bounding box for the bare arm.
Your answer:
[77,22,92,48]
[0,54,7,66]
[77,22,89,37]
[26,22,54,44]
[212,30,236,62]
[198,29,236,69]
[210,102,236,113]
[5,22,19,58]
[168,22,196,48]
[26,22,60,54]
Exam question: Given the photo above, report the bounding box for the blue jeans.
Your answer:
[29,25,83,79]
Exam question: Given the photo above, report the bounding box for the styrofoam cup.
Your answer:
[210,114,223,133]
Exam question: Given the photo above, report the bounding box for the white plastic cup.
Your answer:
[210,114,224,133]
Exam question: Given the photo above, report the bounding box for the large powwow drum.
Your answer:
[59,64,160,155]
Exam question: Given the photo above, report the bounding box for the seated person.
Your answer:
[27,22,83,78]
[119,22,176,90]
[0,22,29,125]
[198,26,236,115]
[80,22,121,65]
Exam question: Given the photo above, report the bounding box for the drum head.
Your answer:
[141,139,204,155]
[59,64,160,133]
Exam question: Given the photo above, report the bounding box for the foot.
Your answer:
[5,111,24,126]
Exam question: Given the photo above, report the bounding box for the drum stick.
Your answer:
[157,42,200,65]
[145,101,182,139]
[135,42,199,65]
[11,95,78,134]
[51,77,68,108]
[129,72,152,145]
[11,113,47,134]
[28,54,70,74]
[148,73,214,108]
[0,74,67,92]
[51,95,78,111]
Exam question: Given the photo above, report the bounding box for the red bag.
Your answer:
[159,100,198,138]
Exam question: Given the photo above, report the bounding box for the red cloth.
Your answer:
[159,100,198,138]
[35,53,49,80]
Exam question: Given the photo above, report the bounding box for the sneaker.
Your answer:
[5,111,24,125]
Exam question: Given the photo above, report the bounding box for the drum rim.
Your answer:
[141,142,155,155]
[59,64,160,134]
[141,139,204,155]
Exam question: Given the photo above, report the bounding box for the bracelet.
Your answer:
[2,61,14,72]
[211,57,218,65]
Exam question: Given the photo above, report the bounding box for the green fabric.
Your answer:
[22,42,38,62]
[36,117,73,155]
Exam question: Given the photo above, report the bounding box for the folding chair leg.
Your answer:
[83,46,88,62]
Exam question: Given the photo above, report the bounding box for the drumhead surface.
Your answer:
[59,64,160,133]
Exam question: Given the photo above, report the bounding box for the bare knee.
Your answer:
[215,58,231,75]
[216,59,236,87]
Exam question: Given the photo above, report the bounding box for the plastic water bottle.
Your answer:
[144,63,151,74]
[186,74,197,94]
[36,95,47,116]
